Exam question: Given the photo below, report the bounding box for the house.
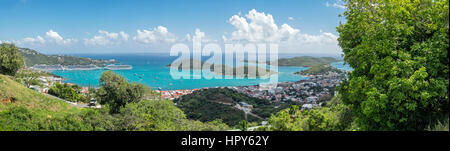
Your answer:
[301,104,313,110]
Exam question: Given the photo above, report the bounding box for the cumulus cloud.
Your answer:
[184,28,217,43]
[44,30,77,45]
[84,30,129,46]
[288,17,295,21]
[224,9,299,43]
[133,26,177,44]
[224,9,341,54]
[3,29,77,46]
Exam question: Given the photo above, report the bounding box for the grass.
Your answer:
[0,74,91,131]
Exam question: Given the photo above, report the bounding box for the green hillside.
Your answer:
[174,88,294,126]
[0,74,93,130]
[18,47,117,67]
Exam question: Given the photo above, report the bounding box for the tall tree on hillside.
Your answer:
[97,70,151,113]
[0,43,23,76]
[337,0,449,130]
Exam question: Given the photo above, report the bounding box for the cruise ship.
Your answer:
[104,64,133,70]
[66,65,100,70]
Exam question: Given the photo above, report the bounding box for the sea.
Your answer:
[50,53,353,90]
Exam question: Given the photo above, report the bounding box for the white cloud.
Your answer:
[84,30,129,46]
[224,9,299,43]
[23,36,46,45]
[288,17,295,21]
[45,29,77,45]
[184,28,217,43]
[325,0,346,9]
[224,9,341,54]
[133,26,177,44]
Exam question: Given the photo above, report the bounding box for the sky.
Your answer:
[0,0,347,55]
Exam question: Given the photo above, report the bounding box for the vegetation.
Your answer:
[336,0,449,130]
[96,70,154,113]
[14,69,47,88]
[48,83,89,103]
[261,96,354,131]
[174,88,296,126]
[0,43,23,76]
[295,65,343,75]
[18,47,117,67]
[1,73,230,131]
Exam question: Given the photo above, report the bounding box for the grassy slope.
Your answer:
[0,74,89,130]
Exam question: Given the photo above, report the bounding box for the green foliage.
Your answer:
[337,0,449,130]
[266,96,355,131]
[48,83,88,103]
[0,43,23,76]
[240,120,248,131]
[96,70,151,113]
[0,74,229,131]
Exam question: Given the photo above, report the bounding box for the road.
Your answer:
[45,93,90,108]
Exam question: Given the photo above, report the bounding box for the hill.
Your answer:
[295,65,343,76]
[167,59,276,78]
[277,56,339,67]
[244,56,339,67]
[18,47,117,67]
[174,88,295,126]
[0,74,92,130]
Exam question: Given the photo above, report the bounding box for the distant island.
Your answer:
[244,56,340,67]
[295,65,343,76]
[167,59,277,78]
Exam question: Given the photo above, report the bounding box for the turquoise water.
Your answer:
[50,54,352,90]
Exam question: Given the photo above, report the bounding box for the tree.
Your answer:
[96,70,151,113]
[240,120,248,131]
[337,0,449,130]
[15,69,43,88]
[48,83,87,103]
[0,43,23,76]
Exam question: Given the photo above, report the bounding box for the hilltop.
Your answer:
[18,47,118,67]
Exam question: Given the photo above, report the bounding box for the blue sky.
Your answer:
[0,0,346,54]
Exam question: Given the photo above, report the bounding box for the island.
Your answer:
[167,59,277,78]
[295,65,343,76]
[244,56,339,67]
